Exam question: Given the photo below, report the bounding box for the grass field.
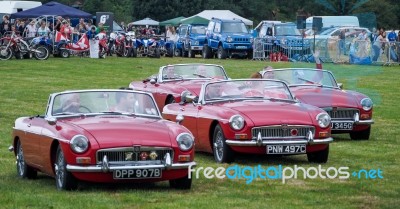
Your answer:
[0,57,399,209]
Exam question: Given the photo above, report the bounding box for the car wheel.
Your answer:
[16,141,37,179]
[350,126,371,140]
[188,47,195,58]
[169,174,192,189]
[174,47,182,57]
[213,124,234,163]
[217,45,227,59]
[307,145,329,163]
[55,146,77,190]
[202,44,212,59]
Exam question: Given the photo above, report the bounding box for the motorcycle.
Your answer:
[54,31,90,58]
[124,31,137,57]
[158,39,174,57]
[135,35,161,58]
[96,33,108,59]
[0,31,49,61]
[107,32,127,57]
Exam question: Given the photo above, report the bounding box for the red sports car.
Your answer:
[129,63,228,110]
[9,89,196,190]
[163,79,333,163]
[261,68,374,140]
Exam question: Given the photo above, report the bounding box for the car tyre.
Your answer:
[55,145,78,190]
[217,45,227,59]
[188,47,195,58]
[202,44,212,59]
[16,141,37,179]
[307,145,329,163]
[169,174,192,189]
[213,124,234,163]
[350,126,371,140]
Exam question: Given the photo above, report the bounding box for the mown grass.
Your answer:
[0,56,399,209]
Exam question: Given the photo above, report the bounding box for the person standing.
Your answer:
[37,21,50,37]
[339,29,346,55]
[1,15,12,35]
[372,31,387,62]
[357,30,368,57]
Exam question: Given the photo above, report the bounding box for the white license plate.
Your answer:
[113,168,162,179]
[266,144,306,154]
[331,122,353,130]
[236,46,247,49]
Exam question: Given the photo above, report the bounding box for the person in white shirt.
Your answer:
[37,21,50,37]
[25,20,37,37]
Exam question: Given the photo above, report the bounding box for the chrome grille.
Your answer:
[252,125,315,139]
[96,147,173,163]
[234,38,249,42]
[324,108,359,120]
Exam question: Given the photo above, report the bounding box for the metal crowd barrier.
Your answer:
[252,36,400,66]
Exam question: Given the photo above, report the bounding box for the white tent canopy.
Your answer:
[181,10,253,26]
[130,17,159,26]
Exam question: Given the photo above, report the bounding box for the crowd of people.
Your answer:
[0,15,101,42]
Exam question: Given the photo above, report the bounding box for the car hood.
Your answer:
[67,116,172,148]
[291,86,360,108]
[220,101,315,126]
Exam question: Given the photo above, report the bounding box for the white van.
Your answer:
[306,16,359,29]
[0,1,41,22]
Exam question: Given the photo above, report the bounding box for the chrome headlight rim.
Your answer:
[316,113,331,128]
[361,98,373,111]
[176,132,194,151]
[226,36,233,43]
[70,135,89,154]
[229,115,245,131]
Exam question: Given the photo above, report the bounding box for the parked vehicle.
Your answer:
[106,31,127,57]
[203,18,253,59]
[261,68,374,140]
[135,35,161,58]
[254,21,311,57]
[0,31,49,60]
[0,1,41,21]
[9,89,196,190]
[129,63,228,110]
[54,31,91,58]
[174,24,207,58]
[306,16,360,30]
[124,31,137,57]
[163,79,333,163]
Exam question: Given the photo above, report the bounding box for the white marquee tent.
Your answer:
[181,10,253,26]
[130,17,159,26]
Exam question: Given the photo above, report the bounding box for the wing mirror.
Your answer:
[180,90,196,103]
[337,83,343,89]
[149,78,157,84]
[45,116,57,125]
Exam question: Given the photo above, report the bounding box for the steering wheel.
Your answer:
[79,105,92,113]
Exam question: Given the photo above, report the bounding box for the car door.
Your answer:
[21,116,44,168]
[210,22,221,48]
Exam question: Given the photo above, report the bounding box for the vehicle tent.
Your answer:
[10,1,92,18]
[180,16,209,25]
[180,10,253,26]
[159,16,185,27]
[130,17,159,26]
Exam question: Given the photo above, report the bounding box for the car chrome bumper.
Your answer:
[354,119,374,125]
[67,153,196,173]
[190,46,203,50]
[225,137,333,146]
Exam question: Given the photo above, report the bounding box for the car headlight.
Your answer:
[226,36,233,42]
[229,115,245,130]
[176,133,194,151]
[281,38,286,44]
[70,135,89,153]
[316,113,331,128]
[361,98,373,111]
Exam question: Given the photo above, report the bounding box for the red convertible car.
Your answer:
[129,63,228,110]
[163,79,333,163]
[9,89,196,190]
[260,68,374,140]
